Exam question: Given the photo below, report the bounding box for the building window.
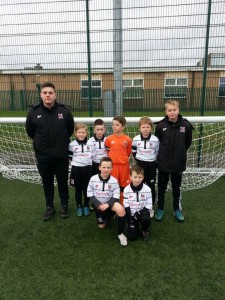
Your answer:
[219,77,225,97]
[164,78,188,98]
[123,79,144,99]
[81,80,102,99]
[210,55,225,66]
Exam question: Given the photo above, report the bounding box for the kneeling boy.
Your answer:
[123,165,152,241]
[87,157,127,246]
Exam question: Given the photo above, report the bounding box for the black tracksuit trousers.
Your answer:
[157,170,182,211]
[37,158,69,208]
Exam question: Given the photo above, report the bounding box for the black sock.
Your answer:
[117,216,126,235]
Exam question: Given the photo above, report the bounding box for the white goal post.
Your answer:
[0,116,225,191]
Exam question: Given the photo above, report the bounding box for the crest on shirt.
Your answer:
[180,127,185,133]
[137,142,141,146]
[123,141,128,147]
[108,185,111,190]
[141,194,145,198]
[87,146,90,151]
[95,184,99,188]
[58,113,63,119]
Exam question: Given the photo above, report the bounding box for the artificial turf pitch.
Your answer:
[0,175,225,299]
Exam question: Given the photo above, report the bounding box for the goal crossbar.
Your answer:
[0,116,225,124]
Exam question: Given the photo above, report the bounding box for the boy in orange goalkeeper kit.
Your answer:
[105,116,132,204]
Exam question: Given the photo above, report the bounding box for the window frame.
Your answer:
[164,77,188,99]
[219,77,225,97]
[122,78,144,99]
[81,79,102,99]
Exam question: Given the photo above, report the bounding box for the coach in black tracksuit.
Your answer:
[25,82,74,220]
[155,100,193,222]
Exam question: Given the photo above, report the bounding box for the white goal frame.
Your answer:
[0,116,225,191]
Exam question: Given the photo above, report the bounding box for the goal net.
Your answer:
[0,116,225,191]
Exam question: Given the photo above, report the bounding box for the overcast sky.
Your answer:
[0,0,224,70]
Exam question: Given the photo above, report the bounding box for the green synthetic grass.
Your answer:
[1,175,225,299]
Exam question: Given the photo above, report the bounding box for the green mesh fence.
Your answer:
[0,0,225,117]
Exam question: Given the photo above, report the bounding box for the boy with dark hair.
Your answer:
[123,165,152,241]
[40,81,56,91]
[88,118,107,175]
[87,157,127,246]
[155,99,193,222]
[69,123,93,217]
[132,116,159,218]
[105,116,132,204]
[26,81,74,220]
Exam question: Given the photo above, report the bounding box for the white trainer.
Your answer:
[118,233,128,246]
[150,209,155,218]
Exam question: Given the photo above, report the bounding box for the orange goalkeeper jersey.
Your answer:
[105,134,132,164]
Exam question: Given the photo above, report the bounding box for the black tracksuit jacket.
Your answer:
[155,114,194,173]
[25,101,74,161]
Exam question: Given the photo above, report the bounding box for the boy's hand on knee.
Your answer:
[99,203,109,211]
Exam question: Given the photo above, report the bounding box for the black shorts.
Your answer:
[94,207,115,225]
[69,165,92,187]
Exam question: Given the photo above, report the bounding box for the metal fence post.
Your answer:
[86,0,93,118]
[113,0,123,116]
[198,0,212,167]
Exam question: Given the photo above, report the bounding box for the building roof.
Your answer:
[1,65,225,75]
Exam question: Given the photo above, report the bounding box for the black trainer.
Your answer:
[43,206,55,221]
[60,206,69,218]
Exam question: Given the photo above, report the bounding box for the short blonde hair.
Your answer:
[165,100,179,109]
[74,123,87,132]
[138,116,153,128]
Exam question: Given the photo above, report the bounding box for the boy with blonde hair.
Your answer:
[155,100,193,222]
[132,116,159,217]
[69,123,93,217]
[105,116,132,204]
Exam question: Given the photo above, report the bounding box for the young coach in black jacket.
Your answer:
[26,82,74,220]
[154,99,193,222]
